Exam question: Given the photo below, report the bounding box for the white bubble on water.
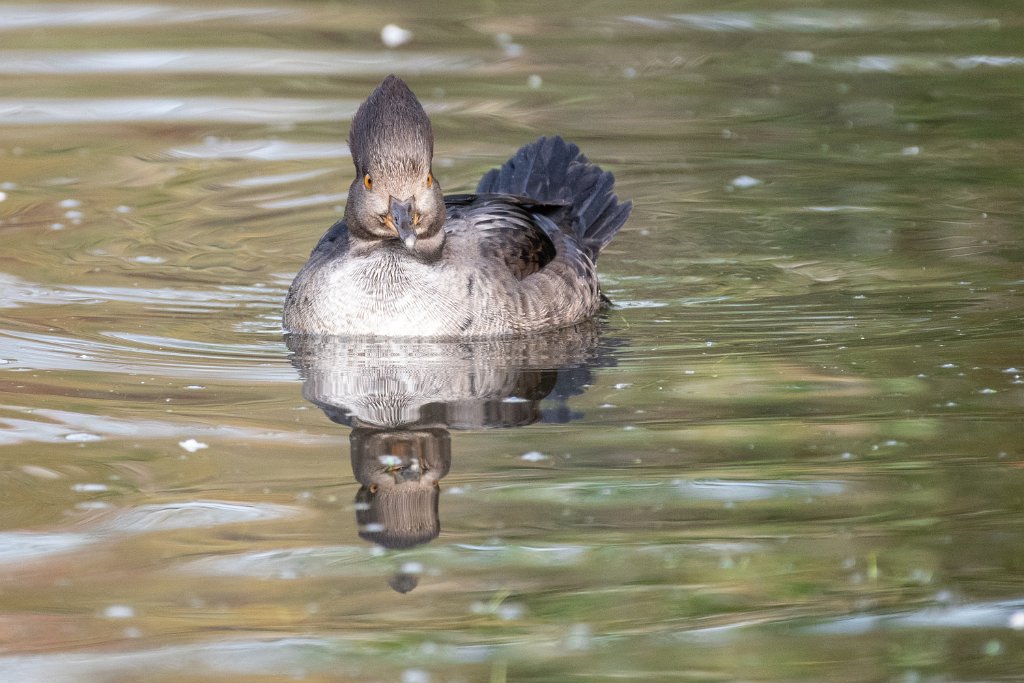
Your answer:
[730,175,762,188]
[72,483,108,492]
[381,24,412,48]
[66,432,101,442]
[178,438,208,453]
[103,605,135,619]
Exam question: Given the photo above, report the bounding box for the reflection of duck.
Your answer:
[283,75,631,337]
[287,322,607,429]
[288,326,616,591]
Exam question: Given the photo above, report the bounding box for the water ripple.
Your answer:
[0,636,403,681]
[824,54,1024,73]
[164,139,350,161]
[478,478,847,506]
[0,49,480,75]
[0,97,355,125]
[0,328,294,380]
[624,11,1000,33]
[0,97,461,125]
[0,4,294,30]
[181,542,619,578]
[0,405,319,445]
[0,274,284,312]
[808,599,1024,633]
[0,501,300,564]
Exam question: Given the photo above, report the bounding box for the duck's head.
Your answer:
[344,75,445,258]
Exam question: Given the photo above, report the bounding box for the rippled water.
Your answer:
[1,2,1022,681]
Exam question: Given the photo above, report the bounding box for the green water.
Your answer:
[1,1,1022,681]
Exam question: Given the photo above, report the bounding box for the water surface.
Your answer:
[1,1,1022,681]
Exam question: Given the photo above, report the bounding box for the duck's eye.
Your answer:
[426,172,433,188]
[363,174,373,190]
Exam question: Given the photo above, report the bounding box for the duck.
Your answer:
[283,75,631,338]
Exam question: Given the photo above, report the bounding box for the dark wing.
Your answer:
[446,194,561,281]
[309,219,350,258]
[475,136,631,263]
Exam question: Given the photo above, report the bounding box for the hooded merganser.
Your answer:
[283,75,631,338]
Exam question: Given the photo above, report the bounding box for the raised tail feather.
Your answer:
[476,136,631,262]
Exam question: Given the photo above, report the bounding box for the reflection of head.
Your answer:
[351,428,451,550]
[355,484,438,549]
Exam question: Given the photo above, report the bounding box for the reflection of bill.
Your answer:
[286,324,617,590]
